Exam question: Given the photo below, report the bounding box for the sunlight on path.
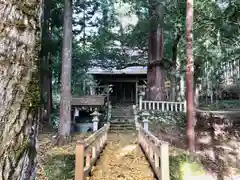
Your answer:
[88,133,154,180]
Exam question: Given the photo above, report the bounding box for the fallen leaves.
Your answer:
[88,133,154,180]
[36,132,90,180]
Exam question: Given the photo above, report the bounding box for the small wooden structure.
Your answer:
[88,66,147,105]
[72,95,106,108]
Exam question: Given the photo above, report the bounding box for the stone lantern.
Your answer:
[91,109,101,132]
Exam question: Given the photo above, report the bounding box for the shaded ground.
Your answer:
[149,116,240,180]
[88,133,154,180]
[199,100,240,110]
[37,132,90,180]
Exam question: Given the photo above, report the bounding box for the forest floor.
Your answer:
[36,131,90,180]
[149,121,240,180]
[37,131,154,180]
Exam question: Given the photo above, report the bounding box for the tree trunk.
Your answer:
[57,0,73,145]
[147,0,166,101]
[40,0,53,125]
[45,52,53,124]
[171,31,182,101]
[0,1,40,179]
[186,0,195,152]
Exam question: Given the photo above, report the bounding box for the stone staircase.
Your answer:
[109,118,135,133]
[111,104,133,118]
[110,104,135,133]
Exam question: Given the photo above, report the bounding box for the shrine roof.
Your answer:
[87,66,147,75]
[71,96,105,106]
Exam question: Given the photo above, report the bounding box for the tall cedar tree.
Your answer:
[0,0,40,178]
[57,0,73,145]
[40,0,53,125]
[186,0,195,151]
[147,0,166,100]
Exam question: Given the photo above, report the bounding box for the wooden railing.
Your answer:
[75,123,110,180]
[140,100,186,112]
[138,124,170,180]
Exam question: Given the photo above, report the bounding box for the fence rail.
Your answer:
[75,123,110,180]
[140,100,186,112]
[138,124,170,180]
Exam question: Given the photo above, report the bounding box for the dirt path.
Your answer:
[88,133,154,180]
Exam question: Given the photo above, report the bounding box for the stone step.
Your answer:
[111,116,133,119]
[110,124,135,128]
[112,111,132,114]
[108,129,136,133]
[109,130,135,133]
[109,118,135,133]
[110,127,135,131]
[110,119,133,124]
[112,109,132,111]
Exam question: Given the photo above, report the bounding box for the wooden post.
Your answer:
[135,81,138,105]
[75,140,85,180]
[133,105,138,125]
[154,152,159,168]
[142,111,149,131]
[86,151,91,168]
[108,104,112,122]
[104,124,108,142]
[183,100,187,112]
[92,146,96,159]
[160,142,170,180]
[139,92,145,111]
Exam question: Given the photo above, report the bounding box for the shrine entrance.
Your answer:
[87,66,147,105]
[110,82,136,105]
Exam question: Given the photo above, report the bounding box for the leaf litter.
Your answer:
[88,133,154,180]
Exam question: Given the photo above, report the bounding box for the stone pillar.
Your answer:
[135,81,138,105]
[139,92,145,111]
[91,109,101,132]
[142,111,150,131]
[132,105,138,124]
[108,104,112,121]
[90,86,95,95]
[74,108,79,117]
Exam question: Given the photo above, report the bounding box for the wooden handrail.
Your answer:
[138,124,170,180]
[75,123,110,180]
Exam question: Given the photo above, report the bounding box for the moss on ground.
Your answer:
[43,153,75,180]
[169,148,205,180]
[37,132,90,180]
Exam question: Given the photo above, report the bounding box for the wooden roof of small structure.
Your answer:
[87,66,147,75]
[71,96,105,106]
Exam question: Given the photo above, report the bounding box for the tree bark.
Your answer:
[171,30,182,101]
[40,0,53,125]
[57,0,73,145]
[186,0,195,152]
[0,1,41,179]
[147,0,166,101]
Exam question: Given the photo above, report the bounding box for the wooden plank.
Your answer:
[75,140,85,180]
[160,143,170,180]
[72,96,105,106]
